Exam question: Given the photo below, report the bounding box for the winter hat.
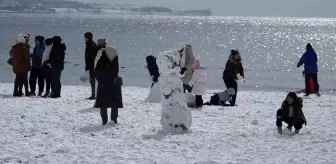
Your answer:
[84,32,93,40]
[45,38,53,46]
[191,59,201,69]
[35,36,45,43]
[17,34,26,43]
[52,36,62,44]
[97,38,106,46]
[24,34,30,42]
[306,43,313,51]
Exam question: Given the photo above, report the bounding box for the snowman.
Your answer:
[157,49,192,133]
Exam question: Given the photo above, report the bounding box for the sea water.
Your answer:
[0,13,335,93]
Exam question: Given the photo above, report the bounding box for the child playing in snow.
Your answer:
[188,59,207,108]
[276,92,307,134]
[296,71,320,97]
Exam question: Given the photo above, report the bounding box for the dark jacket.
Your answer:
[223,55,244,82]
[85,40,97,71]
[94,50,123,109]
[280,97,307,126]
[146,55,160,83]
[11,43,31,73]
[31,43,46,68]
[297,49,318,74]
[48,42,66,70]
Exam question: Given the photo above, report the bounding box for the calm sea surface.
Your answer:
[0,13,335,94]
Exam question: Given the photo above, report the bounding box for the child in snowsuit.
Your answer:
[188,59,207,108]
[296,71,320,96]
[276,92,307,134]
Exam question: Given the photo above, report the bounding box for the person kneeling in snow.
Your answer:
[187,59,207,108]
[276,92,307,134]
[94,39,123,125]
[204,88,236,106]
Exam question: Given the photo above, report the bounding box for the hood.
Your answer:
[17,34,26,43]
[53,36,62,44]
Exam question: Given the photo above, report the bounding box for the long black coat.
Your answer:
[85,40,97,71]
[94,52,123,109]
[223,55,244,83]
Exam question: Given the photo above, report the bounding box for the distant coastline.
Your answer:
[0,0,212,16]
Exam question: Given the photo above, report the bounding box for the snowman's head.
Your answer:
[157,49,181,73]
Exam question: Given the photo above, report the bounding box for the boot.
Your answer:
[38,92,43,97]
[277,127,283,134]
[42,92,50,98]
[86,96,96,100]
[25,91,32,97]
[13,90,19,97]
[294,129,300,134]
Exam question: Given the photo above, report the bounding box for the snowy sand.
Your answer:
[0,83,335,164]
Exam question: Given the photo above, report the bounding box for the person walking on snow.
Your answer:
[94,39,123,125]
[46,36,66,98]
[84,32,98,100]
[10,34,31,97]
[41,38,53,97]
[187,59,207,108]
[297,43,320,97]
[276,92,307,134]
[29,36,46,96]
[223,50,245,106]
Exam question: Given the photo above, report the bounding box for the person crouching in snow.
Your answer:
[276,92,307,134]
[94,39,123,125]
[29,36,46,96]
[223,49,245,106]
[188,59,207,108]
[41,38,53,97]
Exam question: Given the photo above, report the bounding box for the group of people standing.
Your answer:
[9,34,66,98]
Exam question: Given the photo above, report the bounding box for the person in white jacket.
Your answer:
[41,38,53,97]
[188,59,207,108]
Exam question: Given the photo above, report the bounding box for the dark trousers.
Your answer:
[14,72,28,94]
[89,70,95,97]
[100,107,118,123]
[224,80,238,106]
[29,67,44,93]
[305,73,319,95]
[195,95,203,107]
[51,68,62,97]
[183,84,192,93]
[276,109,303,130]
[43,67,52,93]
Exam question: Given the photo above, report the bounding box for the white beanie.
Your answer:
[17,34,26,43]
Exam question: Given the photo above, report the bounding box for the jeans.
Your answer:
[29,67,44,93]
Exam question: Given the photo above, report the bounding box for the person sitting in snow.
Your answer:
[276,92,307,134]
[203,88,236,106]
[188,59,207,108]
[223,50,245,106]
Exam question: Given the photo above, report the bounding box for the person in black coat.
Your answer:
[94,39,123,125]
[223,50,244,106]
[84,32,98,100]
[145,55,160,88]
[47,36,66,98]
[276,92,307,134]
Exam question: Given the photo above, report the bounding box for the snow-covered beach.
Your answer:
[0,83,335,164]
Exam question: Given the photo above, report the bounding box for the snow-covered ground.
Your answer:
[0,83,335,164]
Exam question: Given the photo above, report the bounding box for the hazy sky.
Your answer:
[76,0,335,17]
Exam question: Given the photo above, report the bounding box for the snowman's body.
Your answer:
[157,49,192,133]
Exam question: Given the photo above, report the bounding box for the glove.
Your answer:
[180,67,187,75]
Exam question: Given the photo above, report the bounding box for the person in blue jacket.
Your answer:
[297,43,320,96]
[29,36,46,96]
